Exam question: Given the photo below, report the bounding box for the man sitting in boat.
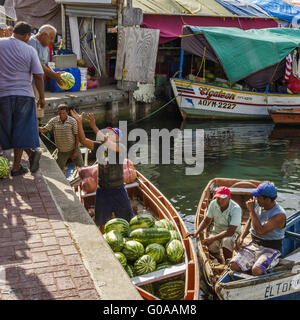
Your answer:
[187,186,241,264]
[229,182,287,276]
[70,109,134,233]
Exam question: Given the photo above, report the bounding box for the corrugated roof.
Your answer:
[132,0,233,16]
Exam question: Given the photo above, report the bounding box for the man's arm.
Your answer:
[42,64,64,86]
[71,110,120,152]
[186,216,213,238]
[33,74,45,109]
[70,110,96,150]
[71,134,79,159]
[38,126,48,134]
[203,225,238,247]
[88,113,99,135]
[247,199,286,236]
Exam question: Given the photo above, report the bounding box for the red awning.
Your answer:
[142,14,279,44]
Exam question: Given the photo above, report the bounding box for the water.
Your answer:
[131,116,300,233]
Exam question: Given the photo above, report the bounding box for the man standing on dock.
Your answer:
[28,24,64,119]
[187,186,242,264]
[70,109,134,233]
[38,104,83,171]
[0,21,45,176]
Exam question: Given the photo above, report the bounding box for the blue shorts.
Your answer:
[94,186,134,226]
[0,95,40,150]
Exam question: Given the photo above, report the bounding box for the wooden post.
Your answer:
[111,100,119,125]
[143,103,151,118]
[129,91,136,122]
[61,4,66,50]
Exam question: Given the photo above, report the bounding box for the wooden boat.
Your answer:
[195,177,300,300]
[269,107,300,125]
[171,26,300,120]
[171,78,300,120]
[195,178,261,296]
[75,170,200,300]
[215,210,300,300]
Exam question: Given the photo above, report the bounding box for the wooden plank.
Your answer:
[115,26,160,83]
[132,263,186,286]
[122,7,143,26]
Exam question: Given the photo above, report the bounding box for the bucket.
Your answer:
[79,67,88,91]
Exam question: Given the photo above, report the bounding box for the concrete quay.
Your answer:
[0,141,142,300]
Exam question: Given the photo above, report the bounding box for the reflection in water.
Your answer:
[134,119,300,232]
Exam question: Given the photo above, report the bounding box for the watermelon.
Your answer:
[130,228,171,246]
[129,213,155,231]
[125,264,134,278]
[115,252,127,267]
[145,243,166,263]
[159,219,174,230]
[157,280,185,300]
[105,230,124,252]
[154,220,165,229]
[58,72,75,90]
[156,262,172,271]
[165,230,181,247]
[169,230,181,241]
[166,240,184,264]
[122,240,144,261]
[0,156,10,178]
[134,254,156,276]
[140,283,155,296]
[104,218,130,237]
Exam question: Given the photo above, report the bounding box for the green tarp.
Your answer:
[187,27,300,83]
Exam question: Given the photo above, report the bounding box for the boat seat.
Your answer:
[131,263,186,286]
[212,187,256,195]
[284,230,300,242]
[81,181,139,198]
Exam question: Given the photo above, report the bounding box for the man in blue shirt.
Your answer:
[28,25,64,118]
[230,182,287,276]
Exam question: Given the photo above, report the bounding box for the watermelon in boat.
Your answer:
[75,170,200,300]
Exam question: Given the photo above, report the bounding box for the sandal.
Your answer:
[11,165,28,177]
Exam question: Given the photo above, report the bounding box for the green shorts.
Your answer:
[56,148,84,170]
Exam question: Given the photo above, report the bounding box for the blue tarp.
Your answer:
[245,0,300,23]
[215,0,270,17]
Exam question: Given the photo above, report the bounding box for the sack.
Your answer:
[78,165,98,194]
[78,159,136,194]
[123,159,137,184]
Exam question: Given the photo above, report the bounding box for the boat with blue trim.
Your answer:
[194,177,300,300]
[171,26,300,120]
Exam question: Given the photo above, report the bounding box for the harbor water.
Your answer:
[131,115,300,234]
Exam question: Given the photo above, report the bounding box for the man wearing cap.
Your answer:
[229,182,287,276]
[70,110,134,233]
[187,186,242,264]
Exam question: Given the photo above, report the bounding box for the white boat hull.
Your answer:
[170,78,300,120]
[215,271,300,300]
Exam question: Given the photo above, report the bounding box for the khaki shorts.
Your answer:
[33,85,44,119]
[208,232,240,254]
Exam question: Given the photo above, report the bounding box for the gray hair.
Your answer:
[38,24,57,35]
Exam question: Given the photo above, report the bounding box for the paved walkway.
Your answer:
[0,151,100,300]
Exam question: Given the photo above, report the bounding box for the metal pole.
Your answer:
[179,48,184,79]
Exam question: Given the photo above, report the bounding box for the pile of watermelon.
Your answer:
[103,214,185,300]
